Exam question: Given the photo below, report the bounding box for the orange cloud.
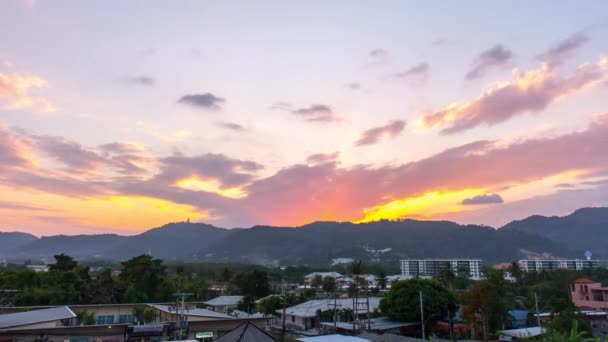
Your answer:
[0,72,56,113]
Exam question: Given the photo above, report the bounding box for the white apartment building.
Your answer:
[400,259,483,280]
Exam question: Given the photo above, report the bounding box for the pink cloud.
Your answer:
[424,59,607,134]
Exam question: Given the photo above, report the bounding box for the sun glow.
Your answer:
[175,177,247,199]
[355,188,487,223]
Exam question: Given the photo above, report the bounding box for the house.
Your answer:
[278,298,382,331]
[304,272,343,286]
[215,321,276,342]
[358,332,448,342]
[571,278,608,310]
[0,303,272,342]
[203,296,244,313]
[498,327,546,341]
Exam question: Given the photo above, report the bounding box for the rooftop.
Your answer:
[204,296,244,307]
[298,334,370,342]
[281,298,382,318]
[215,322,276,342]
[150,304,235,319]
[573,278,596,284]
[0,306,75,330]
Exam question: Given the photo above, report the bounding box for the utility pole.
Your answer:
[173,292,192,341]
[419,290,425,340]
[534,293,542,329]
[281,280,286,342]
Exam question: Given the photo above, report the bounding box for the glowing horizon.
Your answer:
[1,1,608,236]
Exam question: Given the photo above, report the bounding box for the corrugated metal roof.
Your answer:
[0,306,75,329]
[150,304,235,319]
[203,296,244,306]
[215,322,276,342]
[280,298,382,318]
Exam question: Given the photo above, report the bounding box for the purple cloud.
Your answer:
[178,93,225,110]
[465,45,513,80]
[307,152,339,164]
[461,194,504,205]
[537,32,588,68]
[356,120,406,146]
[394,63,429,80]
[291,104,337,122]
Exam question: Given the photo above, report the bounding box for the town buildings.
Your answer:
[400,259,483,280]
[0,301,270,342]
[518,259,600,272]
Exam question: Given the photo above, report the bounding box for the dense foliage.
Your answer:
[379,278,457,336]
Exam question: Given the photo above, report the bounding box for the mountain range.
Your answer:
[1,208,606,265]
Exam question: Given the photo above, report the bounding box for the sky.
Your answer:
[1,1,608,236]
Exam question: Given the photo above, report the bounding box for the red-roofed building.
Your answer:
[571,278,608,310]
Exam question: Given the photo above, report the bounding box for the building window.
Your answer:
[97,315,115,325]
[119,314,134,324]
[291,316,295,323]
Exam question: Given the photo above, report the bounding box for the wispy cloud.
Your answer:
[178,93,225,110]
[218,122,245,131]
[394,63,429,81]
[465,45,513,80]
[461,193,504,205]
[291,104,337,122]
[122,75,155,86]
[356,120,406,146]
[307,152,339,164]
[537,32,589,68]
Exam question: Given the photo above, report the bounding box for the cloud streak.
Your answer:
[394,63,429,81]
[461,193,504,205]
[465,45,513,80]
[291,104,337,122]
[537,32,588,68]
[355,120,406,146]
[178,93,225,110]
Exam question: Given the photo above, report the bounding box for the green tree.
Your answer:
[237,295,257,313]
[322,276,337,293]
[231,270,270,298]
[49,254,78,272]
[377,271,388,290]
[257,295,282,317]
[120,254,166,302]
[380,278,457,336]
[438,262,456,290]
[461,269,510,341]
[546,299,590,335]
[311,274,323,288]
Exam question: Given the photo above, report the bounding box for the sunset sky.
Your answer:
[1,1,608,236]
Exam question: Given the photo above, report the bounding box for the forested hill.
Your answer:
[1,208,606,264]
[501,207,608,256]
